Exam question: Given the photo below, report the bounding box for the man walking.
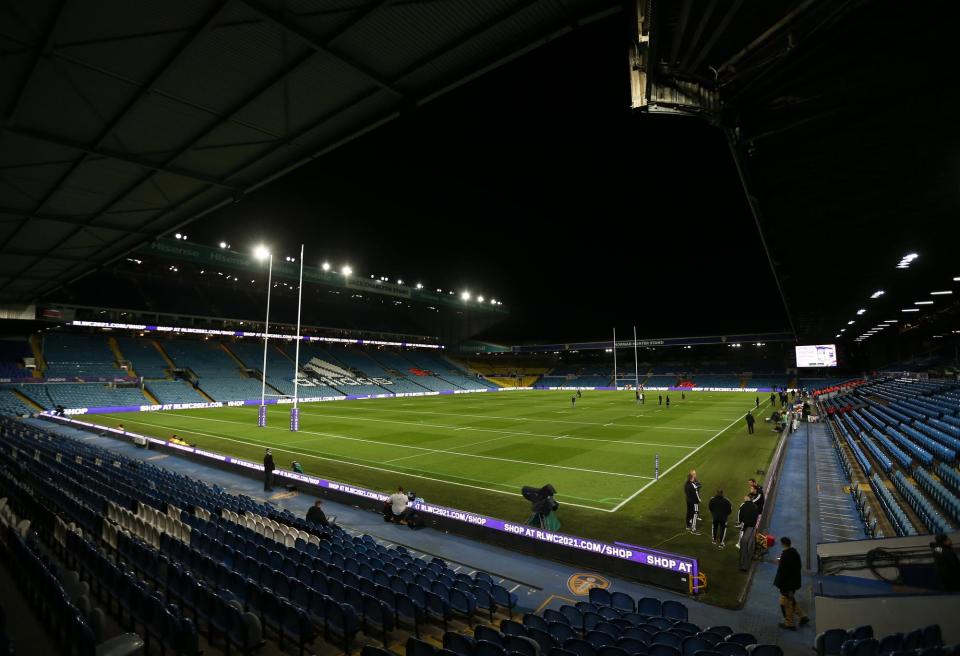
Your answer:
[684,470,702,533]
[263,448,275,492]
[709,489,732,548]
[745,411,756,434]
[774,537,809,629]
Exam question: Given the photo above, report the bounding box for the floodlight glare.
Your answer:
[341,265,352,276]
[321,262,330,271]
[870,290,885,299]
[175,233,182,239]
[490,298,497,305]
[914,301,933,305]
[930,290,953,295]
[416,283,423,289]
[856,309,866,315]
[219,241,228,249]
[253,245,270,261]
[477,296,484,303]
[902,308,919,312]
[461,291,471,301]
[847,320,855,325]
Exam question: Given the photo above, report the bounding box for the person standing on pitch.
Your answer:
[635,389,640,404]
[263,448,275,492]
[681,391,685,401]
[658,394,663,406]
[774,536,809,629]
[666,395,671,408]
[755,396,760,409]
[745,411,756,434]
[577,389,582,399]
[684,470,702,533]
[769,392,776,406]
[571,395,576,408]
[709,489,732,547]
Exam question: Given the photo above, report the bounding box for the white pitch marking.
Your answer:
[608,399,773,513]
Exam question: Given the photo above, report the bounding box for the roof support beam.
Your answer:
[0,0,229,286]
[668,0,693,67]
[2,126,237,189]
[238,0,405,99]
[2,0,65,122]
[1,0,395,297]
[724,127,797,340]
[2,248,89,262]
[686,0,745,74]
[677,0,717,72]
[0,205,154,233]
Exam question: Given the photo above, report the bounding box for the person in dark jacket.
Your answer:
[748,478,765,513]
[708,489,732,547]
[773,536,808,629]
[306,500,328,527]
[263,448,275,491]
[684,470,702,533]
[745,412,756,434]
[736,495,759,549]
[931,534,960,590]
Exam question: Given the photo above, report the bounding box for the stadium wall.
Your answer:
[39,412,701,595]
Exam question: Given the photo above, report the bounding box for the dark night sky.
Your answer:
[188,16,787,343]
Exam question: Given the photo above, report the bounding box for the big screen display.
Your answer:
[795,344,837,368]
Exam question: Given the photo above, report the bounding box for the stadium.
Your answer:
[0,1,958,655]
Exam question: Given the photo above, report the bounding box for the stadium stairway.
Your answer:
[738,420,865,646]
[28,334,45,377]
[107,336,133,376]
[14,419,852,656]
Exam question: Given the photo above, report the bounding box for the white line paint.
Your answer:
[109,414,613,512]
[161,411,654,480]
[608,399,772,513]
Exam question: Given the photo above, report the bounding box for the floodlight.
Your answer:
[914,301,933,305]
[175,233,182,239]
[847,320,855,325]
[490,298,497,305]
[341,265,352,276]
[321,262,330,271]
[253,245,270,261]
[416,283,423,289]
[930,290,952,295]
[902,308,919,312]
[870,290,885,298]
[477,296,484,303]
[883,320,897,323]
[461,291,471,301]
[219,241,228,249]
[905,253,918,260]
[397,279,403,285]
[856,309,866,315]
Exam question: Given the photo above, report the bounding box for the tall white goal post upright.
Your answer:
[612,327,617,390]
[290,244,304,432]
[257,247,273,427]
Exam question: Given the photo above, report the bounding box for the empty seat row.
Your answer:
[891,471,953,535]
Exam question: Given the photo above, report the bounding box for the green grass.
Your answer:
[96,390,780,607]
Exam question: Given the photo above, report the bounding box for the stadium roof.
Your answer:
[639,0,958,345]
[0,0,617,304]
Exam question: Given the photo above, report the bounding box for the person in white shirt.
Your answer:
[384,486,408,523]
